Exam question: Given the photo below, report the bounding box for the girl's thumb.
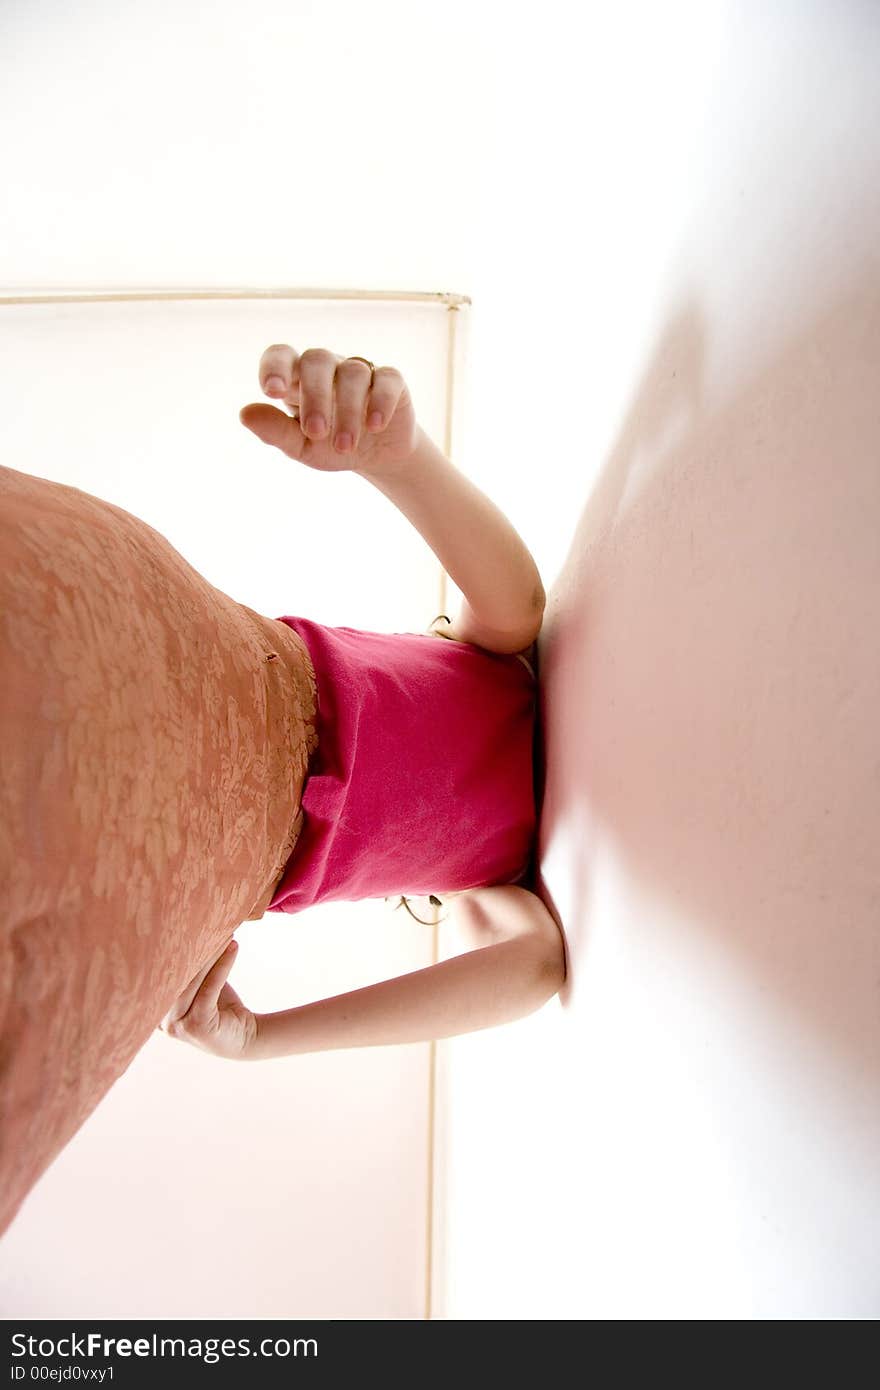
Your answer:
[239,404,302,456]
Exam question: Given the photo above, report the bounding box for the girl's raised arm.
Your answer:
[240,344,545,654]
[355,425,545,655]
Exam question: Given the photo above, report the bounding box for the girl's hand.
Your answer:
[159,939,257,1061]
[239,344,419,476]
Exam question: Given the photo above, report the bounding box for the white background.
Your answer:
[1,0,878,1319]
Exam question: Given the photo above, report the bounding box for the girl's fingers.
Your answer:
[256,343,392,442]
[365,368,405,434]
[162,961,215,1027]
[296,348,339,440]
[331,357,374,454]
[161,940,237,1028]
[239,403,307,457]
[259,343,300,399]
[188,941,239,1021]
[251,344,403,462]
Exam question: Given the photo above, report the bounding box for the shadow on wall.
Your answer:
[536,267,880,1076]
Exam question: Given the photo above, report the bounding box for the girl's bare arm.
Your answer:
[354,426,545,654]
[246,887,565,1060]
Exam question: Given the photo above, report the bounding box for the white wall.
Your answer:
[433,0,880,1320]
[1,0,878,1320]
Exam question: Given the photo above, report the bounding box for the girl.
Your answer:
[0,342,565,1234]
[162,343,566,1058]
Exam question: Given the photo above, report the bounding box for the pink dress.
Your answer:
[267,616,539,911]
